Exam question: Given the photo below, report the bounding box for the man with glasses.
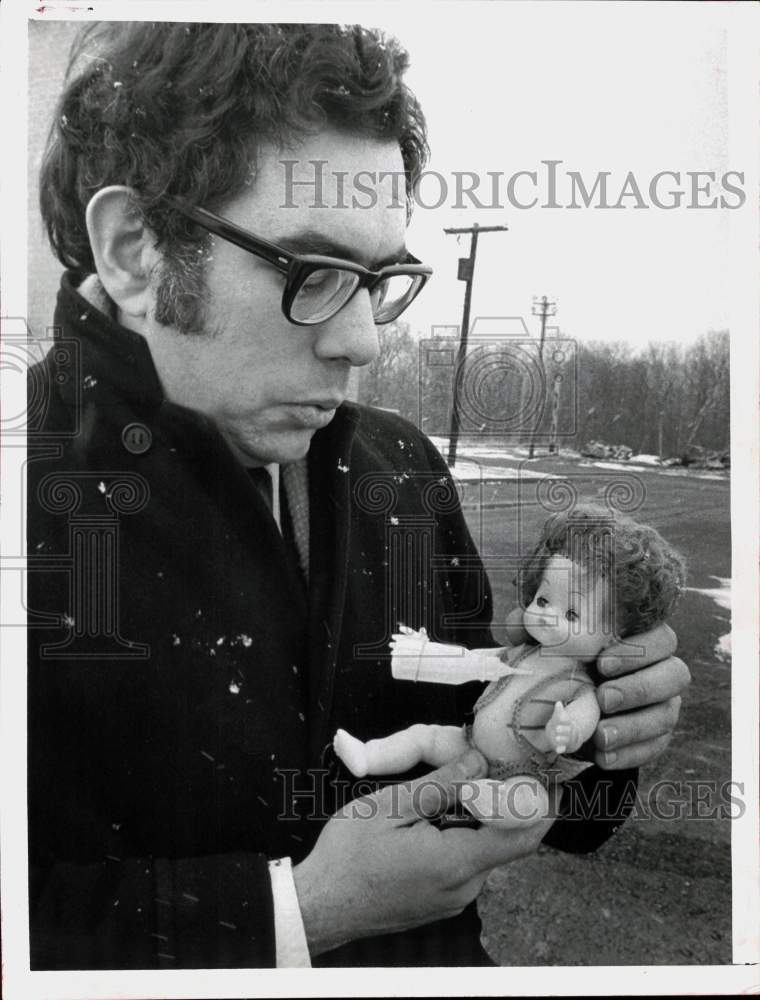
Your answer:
[28,22,689,969]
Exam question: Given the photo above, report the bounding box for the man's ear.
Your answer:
[85,186,160,322]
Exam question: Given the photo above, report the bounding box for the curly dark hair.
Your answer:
[517,503,686,638]
[40,22,429,331]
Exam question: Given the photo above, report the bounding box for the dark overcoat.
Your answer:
[27,273,635,969]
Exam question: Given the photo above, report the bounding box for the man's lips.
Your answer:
[279,400,343,429]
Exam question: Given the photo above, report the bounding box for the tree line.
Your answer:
[357,324,729,459]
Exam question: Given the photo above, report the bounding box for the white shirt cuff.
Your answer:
[268,856,312,968]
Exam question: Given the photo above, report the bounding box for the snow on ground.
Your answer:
[428,438,549,479]
[448,459,549,481]
[684,576,731,661]
[430,439,727,481]
[559,457,725,481]
[428,437,530,463]
[715,633,731,661]
[684,575,731,611]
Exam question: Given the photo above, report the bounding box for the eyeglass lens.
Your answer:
[290,269,360,324]
[290,269,423,324]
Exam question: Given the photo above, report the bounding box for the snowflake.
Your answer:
[62,614,75,627]
[337,460,349,473]
[451,557,460,567]
[397,439,406,450]
[172,634,181,646]
[113,81,123,89]
[228,680,240,695]
[239,634,253,648]
[216,636,225,646]
[83,374,97,389]
[390,516,399,526]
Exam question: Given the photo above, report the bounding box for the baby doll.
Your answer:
[334,504,685,828]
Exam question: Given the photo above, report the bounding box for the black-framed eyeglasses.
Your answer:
[168,200,432,326]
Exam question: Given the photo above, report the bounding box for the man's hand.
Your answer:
[292,749,553,957]
[503,609,690,771]
[593,622,690,769]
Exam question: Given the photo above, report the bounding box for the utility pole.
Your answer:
[443,223,508,467]
[527,295,557,459]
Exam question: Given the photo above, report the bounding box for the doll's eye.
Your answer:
[566,609,578,622]
[536,596,548,608]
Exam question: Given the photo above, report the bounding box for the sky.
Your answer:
[365,5,734,348]
[23,4,739,349]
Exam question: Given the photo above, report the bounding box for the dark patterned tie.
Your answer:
[248,465,307,593]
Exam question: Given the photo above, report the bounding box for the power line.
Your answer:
[527,295,557,459]
[443,223,508,467]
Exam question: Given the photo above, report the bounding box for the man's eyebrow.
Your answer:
[274,229,408,268]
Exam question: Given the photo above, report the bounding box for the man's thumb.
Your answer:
[396,749,489,820]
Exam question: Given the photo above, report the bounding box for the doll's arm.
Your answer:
[390,626,527,684]
[543,689,601,755]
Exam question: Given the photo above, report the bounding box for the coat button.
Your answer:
[121,422,152,454]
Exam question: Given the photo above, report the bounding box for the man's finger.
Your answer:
[598,622,678,677]
[595,696,681,751]
[463,805,557,874]
[597,656,690,714]
[391,749,489,821]
[594,733,673,770]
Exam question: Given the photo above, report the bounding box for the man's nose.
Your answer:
[312,290,380,368]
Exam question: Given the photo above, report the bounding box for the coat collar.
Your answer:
[55,270,165,413]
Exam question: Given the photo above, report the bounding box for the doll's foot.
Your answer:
[333,728,369,777]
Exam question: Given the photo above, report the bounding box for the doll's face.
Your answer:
[523,554,612,660]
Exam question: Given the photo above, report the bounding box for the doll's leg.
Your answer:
[459,775,550,830]
[334,724,468,778]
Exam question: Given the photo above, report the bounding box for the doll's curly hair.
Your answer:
[39,22,428,332]
[517,503,686,638]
